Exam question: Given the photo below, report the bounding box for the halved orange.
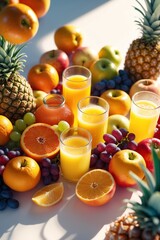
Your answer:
[75,169,116,206]
[32,182,64,207]
[20,123,60,161]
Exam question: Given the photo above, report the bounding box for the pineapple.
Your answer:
[124,0,160,82]
[106,149,160,240]
[0,36,36,123]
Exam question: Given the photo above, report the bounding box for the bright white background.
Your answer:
[1,1,140,240]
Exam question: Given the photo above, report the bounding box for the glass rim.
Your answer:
[77,96,109,116]
[62,65,91,81]
[132,91,160,110]
[59,127,92,148]
[43,93,65,108]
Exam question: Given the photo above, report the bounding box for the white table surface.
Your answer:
[1,1,140,240]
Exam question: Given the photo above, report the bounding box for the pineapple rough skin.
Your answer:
[0,73,36,123]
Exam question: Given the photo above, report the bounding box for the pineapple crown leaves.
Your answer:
[0,36,27,79]
[134,0,160,41]
[125,149,160,234]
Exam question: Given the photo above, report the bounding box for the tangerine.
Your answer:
[32,182,64,207]
[75,169,116,206]
[3,156,41,192]
[27,63,59,93]
[20,123,60,161]
[0,115,13,145]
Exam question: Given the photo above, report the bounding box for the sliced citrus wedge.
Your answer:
[20,123,60,161]
[32,182,64,207]
[76,169,116,206]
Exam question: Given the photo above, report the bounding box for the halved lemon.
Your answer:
[32,182,64,207]
[75,169,116,206]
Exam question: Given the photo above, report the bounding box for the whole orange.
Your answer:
[0,115,13,145]
[54,25,83,54]
[27,63,59,93]
[0,3,39,44]
[19,0,50,18]
[3,156,41,192]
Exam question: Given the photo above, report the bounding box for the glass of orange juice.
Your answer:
[129,91,160,143]
[77,96,109,148]
[62,65,91,127]
[60,127,92,182]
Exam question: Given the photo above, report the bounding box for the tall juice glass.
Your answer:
[60,127,92,182]
[62,66,91,127]
[129,91,160,143]
[78,96,109,148]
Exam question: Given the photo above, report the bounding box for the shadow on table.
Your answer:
[0,181,133,240]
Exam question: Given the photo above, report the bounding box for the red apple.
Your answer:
[70,46,98,69]
[39,49,70,78]
[100,89,131,116]
[154,116,160,139]
[129,79,160,98]
[109,149,146,187]
[136,138,160,173]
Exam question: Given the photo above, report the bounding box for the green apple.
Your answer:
[89,58,118,86]
[107,114,129,134]
[33,90,47,108]
[98,45,122,68]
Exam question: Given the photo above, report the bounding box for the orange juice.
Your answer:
[60,135,91,182]
[129,100,159,142]
[78,104,108,148]
[63,74,91,126]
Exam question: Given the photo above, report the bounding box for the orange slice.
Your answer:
[75,169,116,206]
[20,123,59,161]
[32,182,64,207]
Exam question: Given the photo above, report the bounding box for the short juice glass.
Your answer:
[62,65,91,127]
[60,127,92,182]
[78,96,109,148]
[129,91,160,143]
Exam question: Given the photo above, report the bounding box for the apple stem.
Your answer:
[21,159,28,167]
[129,152,136,160]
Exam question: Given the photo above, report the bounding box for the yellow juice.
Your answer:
[78,104,108,148]
[129,100,159,143]
[60,135,91,182]
[63,75,91,126]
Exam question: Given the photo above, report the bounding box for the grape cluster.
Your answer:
[91,69,133,96]
[90,128,137,171]
[0,146,23,175]
[39,155,60,185]
[0,176,19,210]
[9,112,36,146]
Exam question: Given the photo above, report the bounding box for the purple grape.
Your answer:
[0,149,5,155]
[126,141,138,151]
[0,199,7,210]
[52,173,60,182]
[41,167,50,177]
[7,150,18,159]
[50,164,59,176]
[0,189,13,199]
[103,133,117,144]
[91,147,100,156]
[94,160,105,169]
[0,155,9,165]
[90,154,98,168]
[105,143,118,155]
[112,129,123,142]
[100,151,112,163]
[127,133,136,141]
[41,158,52,168]
[43,175,52,185]
[97,142,106,152]
[119,128,128,138]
